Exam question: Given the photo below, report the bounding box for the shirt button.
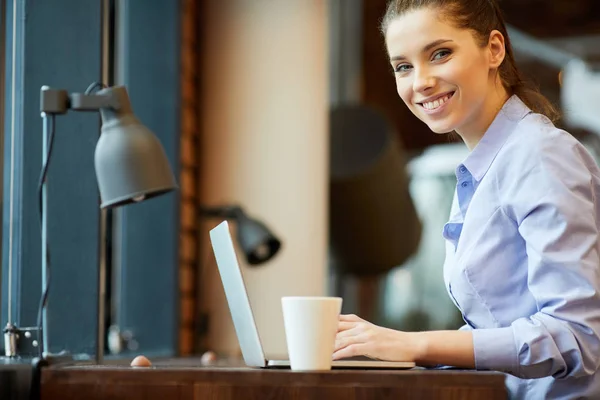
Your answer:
[459,166,467,174]
[461,181,469,188]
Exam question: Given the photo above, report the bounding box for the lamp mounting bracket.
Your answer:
[40,86,121,115]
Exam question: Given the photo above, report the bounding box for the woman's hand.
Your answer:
[333,314,420,362]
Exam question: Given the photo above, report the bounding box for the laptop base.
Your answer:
[266,359,415,370]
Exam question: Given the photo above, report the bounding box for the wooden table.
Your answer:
[41,359,507,400]
[1,359,34,400]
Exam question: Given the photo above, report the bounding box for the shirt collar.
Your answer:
[460,95,532,182]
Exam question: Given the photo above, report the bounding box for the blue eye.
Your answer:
[394,64,412,73]
[432,49,451,60]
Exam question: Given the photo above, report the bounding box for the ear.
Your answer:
[487,30,506,69]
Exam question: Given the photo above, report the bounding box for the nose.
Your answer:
[412,67,435,94]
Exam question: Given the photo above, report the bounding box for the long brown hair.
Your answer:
[381,0,560,123]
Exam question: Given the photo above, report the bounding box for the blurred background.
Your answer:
[1,0,599,364]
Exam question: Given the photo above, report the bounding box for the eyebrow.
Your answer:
[390,39,454,61]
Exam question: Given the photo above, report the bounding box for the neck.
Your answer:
[456,81,510,151]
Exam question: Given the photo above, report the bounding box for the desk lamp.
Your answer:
[201,205,281,265]
[3,83,178,365]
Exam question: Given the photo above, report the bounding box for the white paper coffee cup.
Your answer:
[281,296,343,371]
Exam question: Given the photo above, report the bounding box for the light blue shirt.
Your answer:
[443,95,600,399]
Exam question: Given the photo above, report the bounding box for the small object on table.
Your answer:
[200,351,218,366]
[130,355,152,368]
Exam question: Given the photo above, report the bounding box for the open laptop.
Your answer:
[209,220,415,370]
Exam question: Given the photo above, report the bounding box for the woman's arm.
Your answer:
[334,314,475,368]
[411,330,475,368]
[336,137,600,377]
[473,140,600,379]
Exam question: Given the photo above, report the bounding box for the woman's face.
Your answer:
[385,7,496,136]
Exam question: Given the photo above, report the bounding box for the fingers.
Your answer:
[336,325,359,340]
[337,321,355,332]
[339,314,363,322]
[334,333,354,351]
[334,314,370,360]
[335,329,366,354]
[332,343,365,360]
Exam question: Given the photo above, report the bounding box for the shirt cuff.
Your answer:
[472,327,519,375]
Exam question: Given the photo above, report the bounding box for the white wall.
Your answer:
[199,0,329,358]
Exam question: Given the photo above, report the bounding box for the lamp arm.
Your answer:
[40,87,121,115]
[200,205,243,219]
[70,92,121,112]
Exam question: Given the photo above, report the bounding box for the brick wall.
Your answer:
[178,0,200,356]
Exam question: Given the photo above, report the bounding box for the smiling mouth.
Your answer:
[418,92,455,111]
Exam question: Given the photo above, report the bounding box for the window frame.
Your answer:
[1,0,181,360]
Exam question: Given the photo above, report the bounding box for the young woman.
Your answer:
[333,0,600,398]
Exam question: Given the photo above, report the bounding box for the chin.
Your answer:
[426,122,456,134]
[414,110,458,134]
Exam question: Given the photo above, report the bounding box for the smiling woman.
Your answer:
[382,1,558,149]
[382,0,560,126]
[333,1,600,399]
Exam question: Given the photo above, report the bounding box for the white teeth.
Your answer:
[423,93,452,110]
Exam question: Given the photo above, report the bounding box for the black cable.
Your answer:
[35,81,106,360]
[36,114,56,359]
[84,81,106,95]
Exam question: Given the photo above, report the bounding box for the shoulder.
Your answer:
[508,113,578,160]
[498,112,597,179]
[493,113,600,218]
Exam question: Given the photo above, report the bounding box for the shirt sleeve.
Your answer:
[472,140,600,379]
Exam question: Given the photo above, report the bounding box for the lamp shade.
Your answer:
[201,205,282,265]
[235,213,281,265]
[95,86,178,208]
